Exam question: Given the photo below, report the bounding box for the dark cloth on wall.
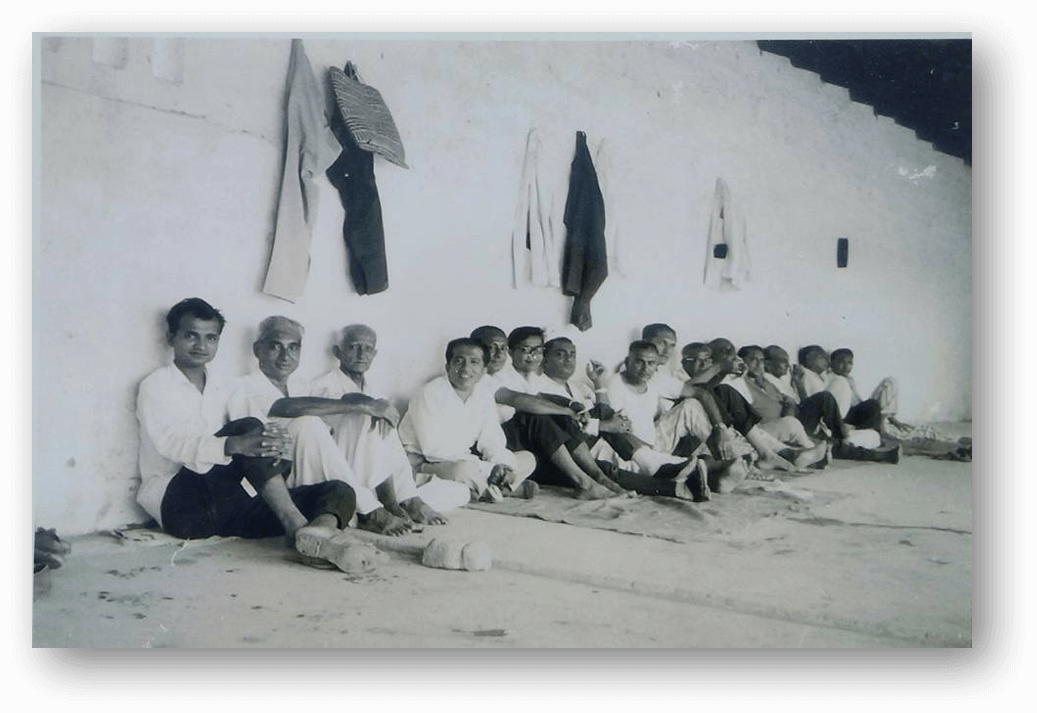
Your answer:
[326,115,389,295]
[561,131,608,331]
[159,417,357,540]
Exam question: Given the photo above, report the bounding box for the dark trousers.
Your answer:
[503,412,583,462]
[711,384,761,437]
[159,418,356,540]
[796,391,848,440]
[326,129,389,295]
[845,398,884,431]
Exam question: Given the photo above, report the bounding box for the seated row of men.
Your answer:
[136,297,904,570]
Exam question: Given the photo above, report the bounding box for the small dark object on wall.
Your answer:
[713,244,728,259]
[837,238,849,268]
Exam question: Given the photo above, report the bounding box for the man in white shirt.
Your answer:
[309,324,462,536]
[136,298,358,569]
[226,317,468,531]
[398,338,537,501]
[541,337,709,501]
[828,348,907,434]
[471,325,622,499]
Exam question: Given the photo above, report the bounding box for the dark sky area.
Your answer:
[757,39,971,164]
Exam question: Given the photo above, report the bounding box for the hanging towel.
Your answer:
[511,128,561,288]
[262,39,342,303]
[592,137,628,278]
[561,131,608,331]
[703,177,751,291]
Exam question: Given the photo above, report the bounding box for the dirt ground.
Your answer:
[32,433,971,648]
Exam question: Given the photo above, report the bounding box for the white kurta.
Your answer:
[136,364,232,527]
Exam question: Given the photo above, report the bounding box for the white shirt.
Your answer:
[485,363,554,424]
[724,374,755,404]
[764,372,799,402]
[539,375,601,437]
[649,369,686,402]
[136,364,232,527]
[606,374,665,445]
[398,376,517,469]
[310,367,379,400]
[799,369,830,398]
[226,369,313,421]
[825,373,859,418]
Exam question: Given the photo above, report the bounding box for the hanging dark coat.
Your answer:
[561,131,608,331]
[326,112,389,295]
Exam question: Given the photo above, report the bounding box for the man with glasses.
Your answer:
[472,325,625,499]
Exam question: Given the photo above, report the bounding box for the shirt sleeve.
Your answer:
[137,379,231,474]
[474,397,519,470]
[825,375,853,418]
[402,387,480,464]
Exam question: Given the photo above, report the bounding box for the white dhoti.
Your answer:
[410,451,536,499]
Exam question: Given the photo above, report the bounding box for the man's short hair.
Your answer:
[764,345,788,361]
[709,337,736,359]
[737,344,764,360]
[445,337,489,365]
[544,337,574,354]
[339,324,375,344]
[255,316,304,344]
[830,347,854,362]
[508,326,545,351]
[470,325,506,345]
[798,345,826,365]
[628,340,659,356]
[641,323,676,340]
[165,297,225,335]
[682,341,708,358]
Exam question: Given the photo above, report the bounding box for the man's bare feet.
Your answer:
[502,480,539,499]
[358,507,413,536]
[757,452,809,474]
[715,458,749,494]
[575,482,615,500]
[792,442,830,469]
[400,497,448,525]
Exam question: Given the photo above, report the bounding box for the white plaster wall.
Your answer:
[34,37,971,534]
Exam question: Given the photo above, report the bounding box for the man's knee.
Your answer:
[216,417,264,438]
[513,451,537,479]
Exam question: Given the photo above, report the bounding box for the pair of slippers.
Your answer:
[291,526,389,573]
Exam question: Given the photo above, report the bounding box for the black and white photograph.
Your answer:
[30,33,973,650]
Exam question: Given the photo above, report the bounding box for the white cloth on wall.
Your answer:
[511,128,561,288]
[592,137,628,278]
[703,177,751,291]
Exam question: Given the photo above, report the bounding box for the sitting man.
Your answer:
[226,316,469,533]
[471,325,623,499]
[677,341,805,473]
[607,340,763,493]
[539,336,709,501]
[787,344,900,463]
[136,298,358,570]
[309,324,468,535]
[398,338,537,502]
[828,348,910,434]
[736,344,831,468]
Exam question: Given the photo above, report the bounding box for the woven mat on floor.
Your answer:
[467,481,843,544]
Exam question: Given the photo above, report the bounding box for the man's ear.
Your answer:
[252,341,263,360]
[332,344,341,361]
[166,330,176,347]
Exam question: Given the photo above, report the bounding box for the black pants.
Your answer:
[326,124,389,295]
[710,384,761,437]
[503,412,584,462]
[845,398,884,431]
[159,418,356,540]
[796,391,849,440]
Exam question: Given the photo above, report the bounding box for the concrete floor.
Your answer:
[32,443,971,648]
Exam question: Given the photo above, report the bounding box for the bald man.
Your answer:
[305,324,470,534]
